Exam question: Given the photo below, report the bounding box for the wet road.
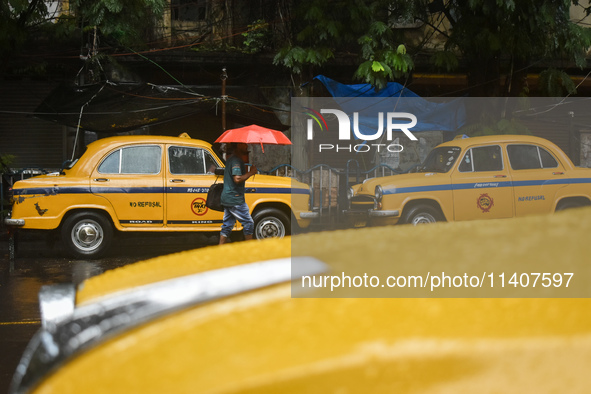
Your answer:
[0,231,218,394]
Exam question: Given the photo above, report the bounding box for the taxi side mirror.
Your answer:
[214,167,225,176]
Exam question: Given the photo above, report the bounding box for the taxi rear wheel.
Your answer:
[253,208,290,239]
[61,212,113,259]
[401,204,443,225]
[556,200,584,211]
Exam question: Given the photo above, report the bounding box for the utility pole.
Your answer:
[221,67,228,131]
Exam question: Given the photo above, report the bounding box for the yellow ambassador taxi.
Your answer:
[4,134,316,258]
[345,135,591,226]
[9,207,591,393]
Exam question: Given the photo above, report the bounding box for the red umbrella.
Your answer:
[215,124,291,153]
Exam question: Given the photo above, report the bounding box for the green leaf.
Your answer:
[371,61,385,72]
[370,21,388,36]
[354,61,373,80]
[325,21,339,38]
[431,51,459,72]
[539,68,577,96]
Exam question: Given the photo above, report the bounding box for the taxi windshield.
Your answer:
[417,146,461,173]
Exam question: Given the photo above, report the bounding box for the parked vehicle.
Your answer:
[345,135,591,226]
[4,134,316,258]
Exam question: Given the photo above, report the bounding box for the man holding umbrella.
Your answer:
[219,142,258,245]
[215,124,292,244]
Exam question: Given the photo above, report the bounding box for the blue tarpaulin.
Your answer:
[314,75,465,134]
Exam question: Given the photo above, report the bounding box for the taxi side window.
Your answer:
[204,152,217,174]
[459,145,503,172]
[507,145,558,170]
[169,147,217,175]
[539,147,559,168]
[99,146,162,174]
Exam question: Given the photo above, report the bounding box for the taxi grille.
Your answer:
[350,195,376,211]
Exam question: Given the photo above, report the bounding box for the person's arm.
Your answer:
[232,165,257,184]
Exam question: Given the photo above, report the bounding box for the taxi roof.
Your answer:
[64,134,218,176]
[86,134,214,151]
[439,134,558,148]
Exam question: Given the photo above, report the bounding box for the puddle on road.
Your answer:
[0,234,217,322]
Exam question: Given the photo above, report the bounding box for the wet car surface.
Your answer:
[6,207,591,393]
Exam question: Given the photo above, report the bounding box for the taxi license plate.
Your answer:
[354,220,367,228]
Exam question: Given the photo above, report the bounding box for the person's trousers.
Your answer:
[220,203,254,238]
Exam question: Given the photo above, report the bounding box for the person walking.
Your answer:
[219,143,258,245]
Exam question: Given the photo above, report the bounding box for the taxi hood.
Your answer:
[354,172,449,195]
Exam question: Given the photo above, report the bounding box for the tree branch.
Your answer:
[17,0,43,28]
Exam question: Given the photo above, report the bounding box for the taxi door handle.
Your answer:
[93,178,109,182]
[170,179,185,183]
[494,175,507,178]
[553,172,564,175]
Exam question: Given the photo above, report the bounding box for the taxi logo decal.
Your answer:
[477,193,494,213]
[191,197,208,216]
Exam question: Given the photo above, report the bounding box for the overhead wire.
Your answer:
[503,66,591,123]
[14,2,591,102]
[20,3,585,129]
[15,8,271,61]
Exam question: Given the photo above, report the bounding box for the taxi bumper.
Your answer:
[299,211,320,219]
[343,209,400,217]
[4,217,25,226]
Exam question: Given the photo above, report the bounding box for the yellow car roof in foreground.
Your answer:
[43,208,591,393]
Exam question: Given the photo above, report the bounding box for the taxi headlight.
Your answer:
[375,185,383,202]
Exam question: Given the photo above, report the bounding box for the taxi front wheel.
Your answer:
[401,204,444,225]
[61,212,113,259]
[253,208,291,239]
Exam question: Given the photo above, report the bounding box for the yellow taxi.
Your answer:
[4,134,316,258]
[9,207,591,393]
[346,135,591,226]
